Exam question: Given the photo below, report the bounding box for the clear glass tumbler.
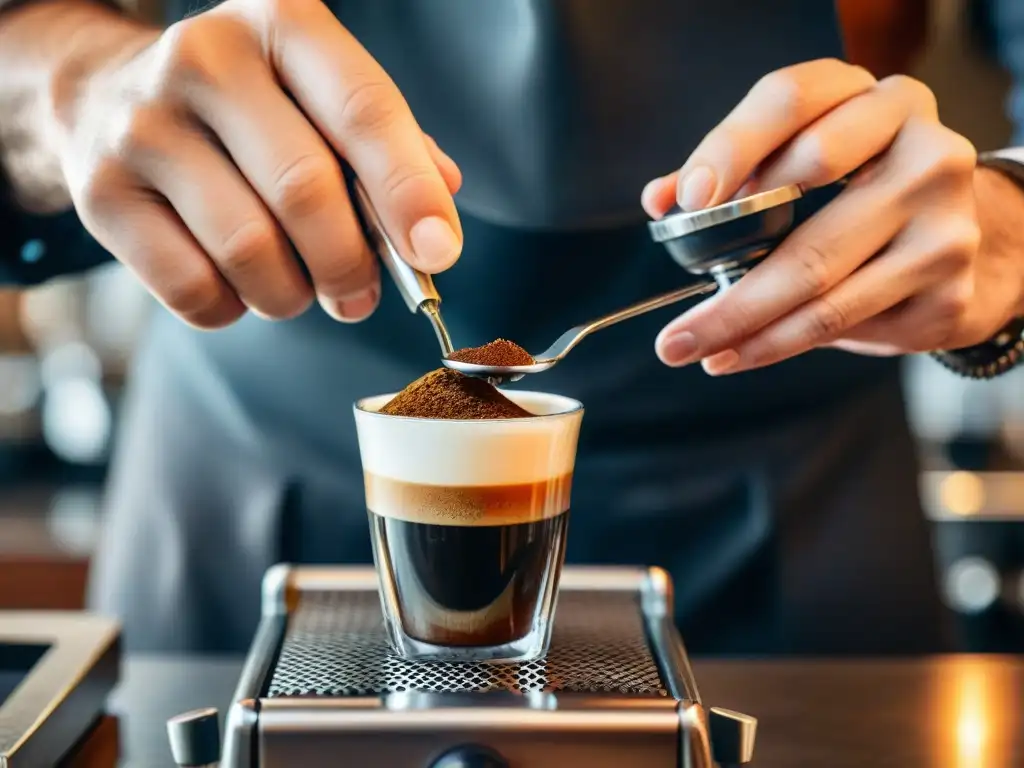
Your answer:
[354,390,583,663]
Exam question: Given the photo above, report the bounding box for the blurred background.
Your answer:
[1,0,1023,653]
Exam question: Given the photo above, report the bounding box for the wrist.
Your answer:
[46,3,158,135]
[973,164,1024,322]
[0,0,155,211]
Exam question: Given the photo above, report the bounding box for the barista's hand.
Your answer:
[49,0,462,328]
[642,58,1024,374]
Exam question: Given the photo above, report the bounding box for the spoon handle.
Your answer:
[351,178,441,314]
[538,281,717,362]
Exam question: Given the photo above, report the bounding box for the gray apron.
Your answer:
[86,0,946,654]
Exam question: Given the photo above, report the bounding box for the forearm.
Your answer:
[0,0,150,213]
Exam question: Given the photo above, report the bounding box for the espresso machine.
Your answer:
[163,166,958,768]
[167,565,756,768]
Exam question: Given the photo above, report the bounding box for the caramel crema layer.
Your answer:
[364,471,573,526]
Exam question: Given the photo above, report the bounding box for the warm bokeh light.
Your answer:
[931,658,1016,768]
[940,472,986,516]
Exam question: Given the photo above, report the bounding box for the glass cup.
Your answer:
[354,390,584,663]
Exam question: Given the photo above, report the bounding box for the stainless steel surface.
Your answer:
[267,589,668,697]
[647,186,803,242]
[351,178,455,356]
[216,565,720,768]
[258,698,683,767]
[422,300,455,357]
[0,613,120,767]
[678,702,714,768]
[443,281,717,384]
[708,707,757,766]
[649,187,803,289]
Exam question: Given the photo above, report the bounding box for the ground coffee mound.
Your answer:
[447,339,534,367]
[380,368,532,420]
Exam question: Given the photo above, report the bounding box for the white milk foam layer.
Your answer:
[354,390,583,486]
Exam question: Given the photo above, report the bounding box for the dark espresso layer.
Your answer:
[366,473,573,647]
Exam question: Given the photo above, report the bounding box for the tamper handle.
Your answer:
[709,706,757,766]
[351,177,442,314]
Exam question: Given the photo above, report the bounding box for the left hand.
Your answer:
[642,58,1024,375]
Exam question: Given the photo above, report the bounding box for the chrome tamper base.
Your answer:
[648,182,846,290]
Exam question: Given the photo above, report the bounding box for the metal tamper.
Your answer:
[647,182,845,290]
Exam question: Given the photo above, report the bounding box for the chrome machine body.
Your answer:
[168,565,756,768]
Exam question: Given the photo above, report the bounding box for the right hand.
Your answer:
[50,0,463,327]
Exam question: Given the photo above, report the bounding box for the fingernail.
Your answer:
[641,176,669,214]
[657,331,699,367]
[702,349,741,376]
[323,286,379,323]
[679,166,716,211]
[409,216,461,271]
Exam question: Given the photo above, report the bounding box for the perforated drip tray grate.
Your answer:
[267,590,669,697]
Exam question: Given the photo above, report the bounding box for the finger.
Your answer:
[166,25,381,320]
[424,134,462,195]
[134,122,316,320]
[248,0,463,271]
[702,210,982,373]
[832,275,979,354]
[672,59,876,212]
[641,174,677,219]
[754,74,939,192]
[655,169,907,367]
[89,192,246,329]
[700,245,924,375]
[824,338,904,356]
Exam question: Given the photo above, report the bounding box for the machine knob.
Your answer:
[709,707,757,767]
[167,707,221,767]
[430,744,509,768]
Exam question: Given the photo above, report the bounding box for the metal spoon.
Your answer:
[350,177,455,356]
[442,281,717,385]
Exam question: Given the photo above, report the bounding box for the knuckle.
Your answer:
[883,74,938,115]
[317,258,371,299]
[110,106,168,164]
[789,241,833,295]
[904,123,977,186]
[271,153,339,219]
[216,220,277,274]
[938,219,982,266]
[380,163,440,203]
[942,131,978,175]
[791,133,843,186]
[806,295,849,341]
[756,69,806,117]
[337,78,403,138]
[76,160,125,218]
[155,18,224,93]
[163,273,226,322]
[938,280,974,320]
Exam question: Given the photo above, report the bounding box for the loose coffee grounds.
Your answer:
[447,339,534,367]
[380,368,532,420]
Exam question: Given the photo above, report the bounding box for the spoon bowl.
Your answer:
[442,358,556,385]
[441,281,717,385]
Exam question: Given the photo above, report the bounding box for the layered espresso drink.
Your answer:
[354,362,583,662]
[366,472,572,647]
